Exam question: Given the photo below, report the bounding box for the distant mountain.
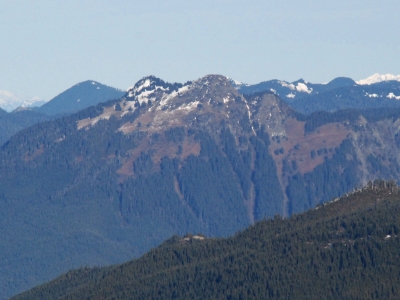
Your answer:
[36,80,125,115]
[237,76,356,102]
[237,74,400,114]
[288,80,400,114]
[0,89,46,112]
[0,81,125,148]
[3,74,400,298]
[12,182,400,299]
[356,73,400,85]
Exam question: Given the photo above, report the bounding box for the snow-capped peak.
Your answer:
[356,73,400,85]
[0,89,46,111]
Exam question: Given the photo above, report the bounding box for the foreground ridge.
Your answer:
[13,181,400,300]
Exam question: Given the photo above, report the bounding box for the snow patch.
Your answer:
[127,78,154,97]
[280,81,295,90]
[136,89,155,105]
[295,82,312,93]
[177,100,200,112]
[287,93,295,98]
[223,96,232,103]
[387,92,400,100]
[159,85,190,109]
[365,93,379,98]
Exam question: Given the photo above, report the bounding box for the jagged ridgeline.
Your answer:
[3,74,400,299]
[12,182,400,299]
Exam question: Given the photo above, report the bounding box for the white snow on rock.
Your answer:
[177,100,200,112]
[357,73,400,85]
[287,93,295,98]
[295,82,312,93]
[280,81,295,90]
[280,81,312,93]
[158,85,190,109]
[226,77,244,86]
[127,79,151,97]
[136,89,155,105]
[365,93,379,98]
[387,92,400,100]
[223,96,231,103]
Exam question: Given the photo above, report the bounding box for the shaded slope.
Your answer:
[13,182,400,300]
[0,109,53,146]
[37,80,124,115]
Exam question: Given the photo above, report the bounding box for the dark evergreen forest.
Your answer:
[12,182,400,300]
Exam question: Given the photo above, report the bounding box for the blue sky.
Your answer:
[1,0,399,100]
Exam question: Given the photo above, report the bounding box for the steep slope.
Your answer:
[36,80,124,115]
[3,74,400,298]
[13,182,400,300]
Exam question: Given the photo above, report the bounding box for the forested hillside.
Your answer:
[3,75,400,298]
[13,181,400,300]
[0,109,53,146]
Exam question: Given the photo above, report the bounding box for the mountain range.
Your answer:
[0,90,46,112]
[0,81,124,147]
[2,73,400,298]
[235,73,400,114]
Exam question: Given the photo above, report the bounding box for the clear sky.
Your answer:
[1,0,399,100]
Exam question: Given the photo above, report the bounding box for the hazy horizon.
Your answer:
[1,0,399,100]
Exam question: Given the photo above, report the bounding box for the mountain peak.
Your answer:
[125,76,183,104]
[226,77,248,89]
[37,80,124,115]
[356,73,400,85]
